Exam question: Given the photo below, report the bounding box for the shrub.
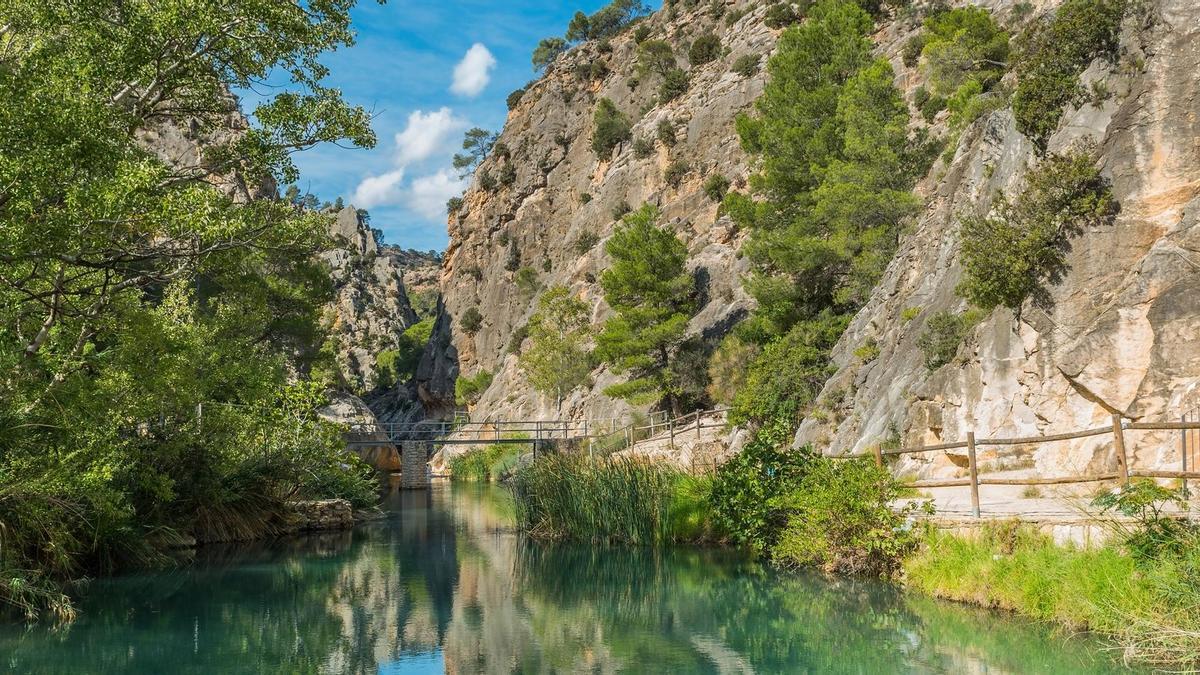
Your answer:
[764,2,804,29]
[477,170,497,192]
[506,88,526,110]
[957,150,1117,311]
[579,192,592,204]
[920,92,947,122]
[902,34,926,68]
[731,53,760,77]
[900,306,921,323]
[610,200,632,220]
[703,173,730,201]
[853,338,879,363]
[374,317,434,388]
[446,196,463,214]
[633,136,655,158]
[454,369,493,405]
[1012,0,1127,150]
[916,310,975,369]
[574,231,601,253]
[658,67,690,102]
[708,420,812,553]
[656,119,677,146]
[688,33,722,66]
[591,98,632,157]
[663,159,689,188]
[498,162,517,187]
[705,333,759,405]
[507,322,530,355]
[772,457,931,577]
[460,307,483,334]
[633,24,652,43]
[514,266,540,295]
[504,238,521,271]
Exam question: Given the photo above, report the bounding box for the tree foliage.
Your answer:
[532,37,568,71]
[1011,0,1127,150]
[596,205,695,411]
[0,0,378,618]
[591,98,632,157]
[958,150,1117,311]
[453,127,498,178]
[519,286,593,407]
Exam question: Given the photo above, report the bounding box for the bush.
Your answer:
[1012,0,1127,150]
[916,310,974,369]
[579,192,592,204]
[454,369,493,405]
[663,159,689,188]
[514,266,540,295]
[731,53,760,77]
[574,231,601,253]
[633,24,652,43]
[703,173,730,201]
[764,2,804,28]
[460,307,483,334]
[688,33,721,66]
[772,457,930,576]
[506,87,525,110]
[374,317,434,388]
[506,322,530,354]
[610,200,632,220]
[658,67,690,102]
[656,119,677,146]
[632,136,655,158]
[446,196,463,214]
[591,98,632,157]
[705,333,759,405]
[708,421,812,552]
[477,170,497,192]
[498,162,517,187]
[957,150,1117,311]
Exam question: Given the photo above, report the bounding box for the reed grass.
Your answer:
[448,443,526,482]
[509,454,715,545]
[903,521,1200,668]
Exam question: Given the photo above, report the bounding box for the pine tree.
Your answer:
[596,205,694,412]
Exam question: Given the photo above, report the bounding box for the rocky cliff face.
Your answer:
[422,0,1200,479]
[422,0,772,422]
[795,0,1200,478]
[322,205,438,392]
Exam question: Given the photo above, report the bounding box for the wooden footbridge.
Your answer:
[344,409,730,488]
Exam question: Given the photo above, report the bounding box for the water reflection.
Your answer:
[0,483,1131,674]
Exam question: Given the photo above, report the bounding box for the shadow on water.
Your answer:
[0,482,1137,674]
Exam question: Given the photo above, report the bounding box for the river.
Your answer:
[0,482,1133,673]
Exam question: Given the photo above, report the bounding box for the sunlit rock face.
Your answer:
[795,0,1200,479]
[421,0,769,423]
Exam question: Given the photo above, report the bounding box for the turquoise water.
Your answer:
[0,483,1131,673]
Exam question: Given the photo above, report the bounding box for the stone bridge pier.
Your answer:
[400,441,432,489]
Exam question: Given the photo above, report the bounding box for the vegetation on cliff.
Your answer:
[0,0,379,619]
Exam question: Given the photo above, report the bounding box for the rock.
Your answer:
[288,498,354,531]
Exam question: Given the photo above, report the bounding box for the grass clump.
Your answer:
[510,454,717,544]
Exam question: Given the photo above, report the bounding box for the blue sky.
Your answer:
[258,0,659,252]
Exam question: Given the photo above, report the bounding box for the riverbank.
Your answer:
[506,452,1200,670]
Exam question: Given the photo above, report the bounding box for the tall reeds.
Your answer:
[509,454,685,545]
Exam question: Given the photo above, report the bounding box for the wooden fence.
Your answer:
[840,414,1200,517]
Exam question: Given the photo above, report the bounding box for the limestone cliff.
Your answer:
[794,0,1200,479]
[422,0,772,422]
[322,205,438,392]
[423,0,1200,481]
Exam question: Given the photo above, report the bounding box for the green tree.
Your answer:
[0,0,377,617]
[519,286,593,408]
[957,150,1117,311]
[688,33,722,66]
[637,39,677,78]
[596,205,695,412]
[452,127,498,177]
[532,37,568,70]
[591,98,632,157]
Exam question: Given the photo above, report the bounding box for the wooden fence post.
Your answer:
[669,418,675,447]
[967,431,981,518]
[1112,414,1129,485]
[696,413,701,439]
[872,445,883,469]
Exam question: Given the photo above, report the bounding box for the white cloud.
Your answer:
[394,108,466,166]
[450,43,496,98]
[351,169,405,209]
[406,169,468,219]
